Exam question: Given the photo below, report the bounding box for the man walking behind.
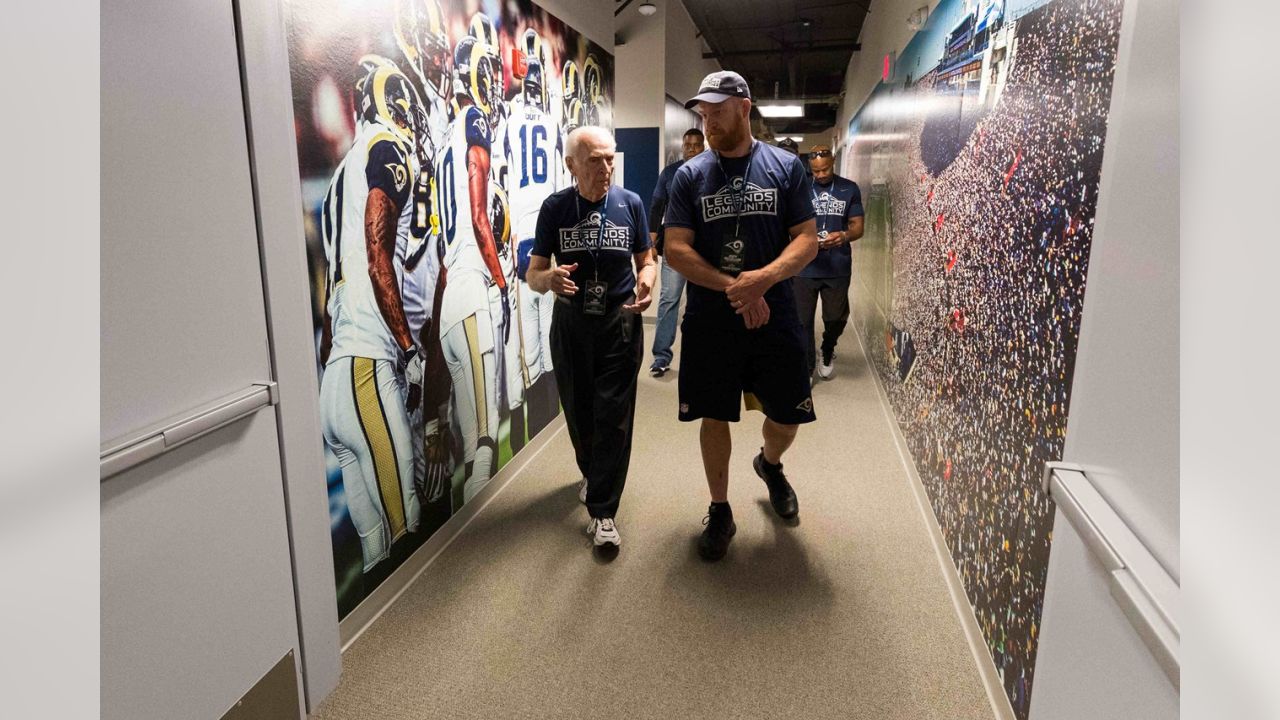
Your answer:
[795,145,864,381]
[648,127,706,377]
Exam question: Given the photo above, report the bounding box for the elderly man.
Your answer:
[796,145,864,381]
[662,71,819,562]
[527,126,656,552]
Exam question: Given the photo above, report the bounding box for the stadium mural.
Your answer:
[284,0,613,619]
[839,0,1123,716]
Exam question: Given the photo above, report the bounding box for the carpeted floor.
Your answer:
[313,319,994,720]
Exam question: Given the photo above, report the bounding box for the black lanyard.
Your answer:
[714,141,756,236]
[812,181,832,234]
[574,188,609,281]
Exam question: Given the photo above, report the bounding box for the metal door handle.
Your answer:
[100,382,278,480]
[1046,465,1180,689]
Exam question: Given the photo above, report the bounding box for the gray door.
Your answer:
[101,0,303,716]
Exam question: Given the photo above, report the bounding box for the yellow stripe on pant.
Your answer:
[353,357,407,539]
[464,315,488,438]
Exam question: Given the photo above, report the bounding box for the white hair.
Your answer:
[565,125,616,161]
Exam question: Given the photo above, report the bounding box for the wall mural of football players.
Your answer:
[285,0,614,620]
[840,0,1124,716]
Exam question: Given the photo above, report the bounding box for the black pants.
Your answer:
[793,275,851,374]
[550,301,643,519]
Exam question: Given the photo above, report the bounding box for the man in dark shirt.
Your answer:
[648,127,706,376]
[795,145,864,381]
[663,71,819,562]
[527,126,656,553]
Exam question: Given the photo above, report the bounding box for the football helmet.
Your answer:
[356,55,422,147]
[454,37,500,126]
[563,96,583,133]
[523,60,546,112]
[582,54,603,106]
[490,185,511,256]
[521,28,544,70]
[467,12,503,83]
[393,0,450,99]
[561,60,580,120]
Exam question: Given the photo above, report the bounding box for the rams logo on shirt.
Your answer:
[725,239,745,254]
[812,191,847,217]
[701,181,777,222]
[558,211,632,253]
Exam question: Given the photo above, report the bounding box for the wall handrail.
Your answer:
[1044,464,1180,689]
[100,382,279,481]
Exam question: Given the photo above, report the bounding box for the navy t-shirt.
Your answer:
[799,175,864,279]
[648,159,684,251]
[532,185,651,309]
[663,141,815,326]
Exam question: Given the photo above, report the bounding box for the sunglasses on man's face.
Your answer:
[810,149,832,158]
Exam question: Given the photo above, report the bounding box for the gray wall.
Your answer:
[102,0,341,715]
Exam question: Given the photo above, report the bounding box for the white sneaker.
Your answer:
[818,350,836,379]
[587,517,620,547]
[578,478,588,504]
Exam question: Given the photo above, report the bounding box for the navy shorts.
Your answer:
[677,315,817,425]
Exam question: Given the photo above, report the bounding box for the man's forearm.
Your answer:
[526,267,548,293]
[761,231,818,285]
[666,239,732,293]
[366,189,413,351]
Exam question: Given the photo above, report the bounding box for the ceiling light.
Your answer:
[638,2,657,15]
[758,104,804,118]
[789,136,805,143]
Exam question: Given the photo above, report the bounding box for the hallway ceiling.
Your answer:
[666,0,868,139]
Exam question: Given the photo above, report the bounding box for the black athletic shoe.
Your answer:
[698,503,737,562]
[650,363,669,377]
[754,450,799,519]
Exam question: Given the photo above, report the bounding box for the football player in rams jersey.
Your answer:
[435,36,509,508]
[503,58,563,441]
[393,0,455,510]
[318,57,424,573]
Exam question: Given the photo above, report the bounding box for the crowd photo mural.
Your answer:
[840,0,1123,716]
[285,0,614,618]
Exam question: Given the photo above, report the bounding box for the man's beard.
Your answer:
[706,120,749,153]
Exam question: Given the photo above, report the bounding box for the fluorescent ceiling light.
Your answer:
[788,136,805,143]
[758,104,804,118]
[638,2,657,15]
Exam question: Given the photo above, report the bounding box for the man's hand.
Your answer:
[423,419,450,504]
[623,272,653,314]
[741,296,770,329]
[725,268,774,311]
[500,287,512,344]
[550,262,579,296]
[405,351,425,386]
[819,230,847,250]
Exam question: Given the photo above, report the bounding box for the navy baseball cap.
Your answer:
[684,71,752,108]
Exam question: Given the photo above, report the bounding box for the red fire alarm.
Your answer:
[883,53,892,81]
[511,47,528,78]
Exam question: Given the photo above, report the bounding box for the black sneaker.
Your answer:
[754,450,799,519]
[650,363,669,377]
[697,503,737,562]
